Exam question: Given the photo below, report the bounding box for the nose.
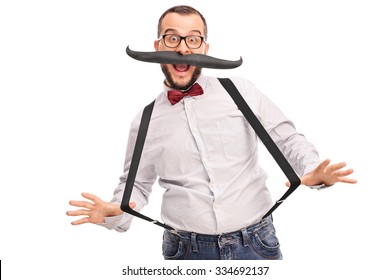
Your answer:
[175,38,191,55]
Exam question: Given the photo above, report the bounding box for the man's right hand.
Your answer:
[66,192,136,225]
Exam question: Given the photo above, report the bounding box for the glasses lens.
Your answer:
[185,35,202,49]
[164,34,180,48]
[163,34,203,49]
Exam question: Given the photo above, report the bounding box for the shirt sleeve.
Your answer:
[98,111,158,232]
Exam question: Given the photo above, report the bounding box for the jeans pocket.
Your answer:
[249,223,282,260]
[162,231,186,260]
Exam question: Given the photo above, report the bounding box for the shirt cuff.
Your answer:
[309,184,331,190]
[96,213,133,232]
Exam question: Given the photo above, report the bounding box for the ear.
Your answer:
[204,42,209,55]
[154,40,159,51]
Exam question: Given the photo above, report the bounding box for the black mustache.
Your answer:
[126,46,243,69]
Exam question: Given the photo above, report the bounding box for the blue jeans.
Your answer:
[162,216,282,260]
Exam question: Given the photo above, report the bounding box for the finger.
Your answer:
[66,209,90,217]
[326,162,347,172]
[130,202,136,208]
[69,200,94,209]
[71,217,90,225]
[338,177,358,184]
[315,159,331,172]
[334,168,354,177]
[82,192,102,203]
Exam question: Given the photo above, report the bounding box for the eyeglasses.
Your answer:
[158,34,206,49]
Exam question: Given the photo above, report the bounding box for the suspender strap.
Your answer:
[120,100,174,230]
[217,78,301,219]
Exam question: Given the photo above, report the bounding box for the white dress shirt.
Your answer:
[102,74,321,234]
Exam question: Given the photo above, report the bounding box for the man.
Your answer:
[66,5,356,260]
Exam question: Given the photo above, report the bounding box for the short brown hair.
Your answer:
[157,5,208,39]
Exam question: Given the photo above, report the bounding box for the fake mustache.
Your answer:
[126,46,243,69]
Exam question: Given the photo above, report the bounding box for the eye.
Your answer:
[167,34,179,43]
[187,36,199,44]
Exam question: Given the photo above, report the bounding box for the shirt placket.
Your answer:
[183,98,214,180]
[183,98,222,231]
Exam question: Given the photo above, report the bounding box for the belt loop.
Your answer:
[191,232,199,253]
[241,228,250,247]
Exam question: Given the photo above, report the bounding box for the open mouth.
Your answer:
[173,64,190,72]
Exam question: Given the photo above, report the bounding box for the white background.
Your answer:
[1,0,389,279]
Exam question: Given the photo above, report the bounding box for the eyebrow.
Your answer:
[163,28,202,36]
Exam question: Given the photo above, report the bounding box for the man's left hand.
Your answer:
[286,159,357,187]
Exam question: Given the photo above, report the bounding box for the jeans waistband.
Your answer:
[168,216,273,249]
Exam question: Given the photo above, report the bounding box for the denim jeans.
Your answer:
[162,216,282,260]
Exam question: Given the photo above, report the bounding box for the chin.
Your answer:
[172,76,192,88]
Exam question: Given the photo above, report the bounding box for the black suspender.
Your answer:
[120,78,301,229]
[120,100,174,230]
[218,78,301,219]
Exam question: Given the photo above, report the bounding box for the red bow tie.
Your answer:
[167,83,204,105]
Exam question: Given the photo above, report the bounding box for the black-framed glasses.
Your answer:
[158,34,206,49]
